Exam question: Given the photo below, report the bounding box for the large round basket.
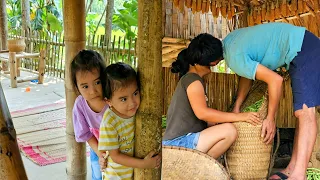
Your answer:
[226,96,273,180]
[162,146,230,180]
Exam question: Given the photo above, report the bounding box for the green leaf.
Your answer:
[47,13,62,32]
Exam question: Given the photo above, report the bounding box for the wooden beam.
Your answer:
[9,52,17,88]
[63,1,87,180]
[135,0,162,179]
[0,83,28,179]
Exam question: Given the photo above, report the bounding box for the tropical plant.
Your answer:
[6,0,21,32]
[6,0,62,33]
[112,0,137,39]
[30,0,62,32]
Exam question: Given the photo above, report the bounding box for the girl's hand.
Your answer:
[239,112,261,126]
[99,151,108,172]
[143,151,162,169]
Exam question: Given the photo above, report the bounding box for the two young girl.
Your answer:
[71,50,161,180]
[163,34,261,159]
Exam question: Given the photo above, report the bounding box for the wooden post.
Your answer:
[16,58,20,77]
[0,83,28,179]
[0,0,8,71]
[9,52,17,88]
[38,50,45,84]
[134,0,163,179]
[63,0,86,180]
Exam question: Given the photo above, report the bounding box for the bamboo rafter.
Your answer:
[162,37,190,67]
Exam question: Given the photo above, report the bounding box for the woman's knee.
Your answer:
[223,123,238,141]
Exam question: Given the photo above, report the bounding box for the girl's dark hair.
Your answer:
[104,62,139,99]
[70,50,106,93]
[171,33,223,77]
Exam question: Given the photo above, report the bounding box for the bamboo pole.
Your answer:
[57,32,62,78]
[0,0,8,71]
[0,83,28,180]
[63,0,87,180]
[15,58,20,77]
[135,0,162,179]
[9,52,17,88]
[38,50,45,84]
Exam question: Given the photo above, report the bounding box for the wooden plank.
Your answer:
[165,2,173,37]
[172,2,179,38]
[194,12,201,35]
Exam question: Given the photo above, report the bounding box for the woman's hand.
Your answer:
[238,112,261,126]
[99,151,108,172]
[143,151,162,169]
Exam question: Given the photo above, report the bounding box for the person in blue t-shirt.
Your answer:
[194,22,320,180]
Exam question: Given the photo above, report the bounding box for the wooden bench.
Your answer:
[0,50,45,88]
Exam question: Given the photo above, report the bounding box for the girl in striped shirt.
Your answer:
[98,62,161,180]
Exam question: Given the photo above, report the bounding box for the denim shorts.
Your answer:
[162,132,200,149]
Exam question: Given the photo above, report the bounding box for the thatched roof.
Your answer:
[171,0,320,33]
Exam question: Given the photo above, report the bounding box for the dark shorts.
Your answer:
[289,30,320,111]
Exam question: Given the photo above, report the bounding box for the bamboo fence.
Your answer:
[7,30,137,79]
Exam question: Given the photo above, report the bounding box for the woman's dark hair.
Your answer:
[104,62,139,99]
[70,50,106,93]
[171,33,223,78]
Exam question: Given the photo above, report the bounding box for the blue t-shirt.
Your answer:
[222,22,305,80]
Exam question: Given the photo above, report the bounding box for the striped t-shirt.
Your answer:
[98,108,135,180]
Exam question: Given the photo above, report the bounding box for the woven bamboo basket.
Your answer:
[226,95,273,180]
[7,38,26,53]
[162,146,230,180]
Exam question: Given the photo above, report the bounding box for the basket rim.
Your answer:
[163,145,229,172]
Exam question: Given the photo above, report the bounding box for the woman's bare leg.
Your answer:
[196,123,237,159]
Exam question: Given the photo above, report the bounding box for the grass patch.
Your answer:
[162,115,166,129]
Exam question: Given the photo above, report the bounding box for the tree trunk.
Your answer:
[134,0,162,179]
[0,84,28,180]
[21,0,31,38]
[63,1,87,180]
[0,0,8,71]
[104,0,114,43]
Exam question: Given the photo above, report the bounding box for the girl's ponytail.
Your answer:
[171,49,190,78]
